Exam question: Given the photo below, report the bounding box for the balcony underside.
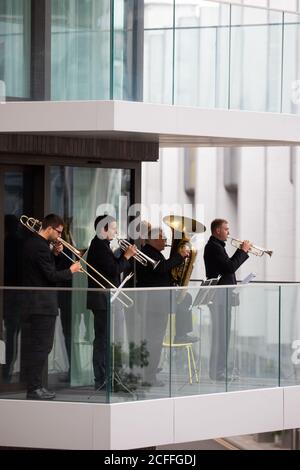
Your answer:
[1,101,300,151]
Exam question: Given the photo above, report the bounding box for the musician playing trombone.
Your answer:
[86,215,137,391]
[22,214,82,400]
[204,219,251,382]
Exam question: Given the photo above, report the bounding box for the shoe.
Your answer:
[174,334,199,344]
[142,378,165,387]
[151,379,165,387]
[214,373,227,382]
[26,387,56,400]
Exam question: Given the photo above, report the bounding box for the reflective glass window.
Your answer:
[144,29,173,104]
[144,0,173,29]
[230,6,283,112]
[282,13,300,114]
[174,2,230,109]
[0,0,31,99]
[51,0,110,101]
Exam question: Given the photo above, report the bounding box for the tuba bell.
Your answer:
[163,215,206,300]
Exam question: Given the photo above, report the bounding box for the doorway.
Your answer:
[0,165,44,391]
[0,161,137,396]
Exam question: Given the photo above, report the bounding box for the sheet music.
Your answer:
[240,272,256,284]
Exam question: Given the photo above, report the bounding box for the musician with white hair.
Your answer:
[137,227,197,387]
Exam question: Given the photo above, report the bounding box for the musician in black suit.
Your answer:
[86,215,137,390]
[204,219,250,381]
[23,214,81,400]
[3,215,23,382]
[136,227,194,386]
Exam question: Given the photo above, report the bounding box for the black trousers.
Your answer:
[26,315,56,392]
[143,292,193,382]
[92,309,108,386]
[174,293,193,337]
[3,291,22,381]
[208,291,232,380]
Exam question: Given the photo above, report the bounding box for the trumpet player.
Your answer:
[86,215,137,391]
[204,219,251,382]
[22,214,82,400]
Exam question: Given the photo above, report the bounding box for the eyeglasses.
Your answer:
[52,227,63,236]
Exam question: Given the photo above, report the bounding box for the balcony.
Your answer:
[0,282,300,448]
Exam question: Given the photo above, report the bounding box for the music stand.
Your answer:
[187,277,221,384]
[192,276,221,309]
[230,273,256,383]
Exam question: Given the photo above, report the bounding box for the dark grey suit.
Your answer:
[204,236,249,380]
[22,233,72,392]
[86,236,130,387]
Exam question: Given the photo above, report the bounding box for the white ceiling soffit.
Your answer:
[1,100,300,148]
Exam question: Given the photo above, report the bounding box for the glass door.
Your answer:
[48,165,133,387]
[0,165,44,392]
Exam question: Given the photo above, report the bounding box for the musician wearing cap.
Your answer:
[86,215,137,391]
[137,227,197,387]
[204,218,251,381]
[22,214,82,400]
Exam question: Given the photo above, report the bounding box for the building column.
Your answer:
[30,0,51,100]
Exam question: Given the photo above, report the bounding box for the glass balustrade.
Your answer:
[0,283,299,403]
[1,1,299,114]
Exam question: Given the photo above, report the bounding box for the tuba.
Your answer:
[163,215,206,300]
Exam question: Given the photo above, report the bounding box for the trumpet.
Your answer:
[229,236,273,257]
[117,239,160,269]
[20,215,134,308]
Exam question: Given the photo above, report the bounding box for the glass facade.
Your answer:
[0,0,31,99]
[230,7,283,112]
[0,0,299,114]
[1,283,300,403]
[282,13,300,114]
[51,0,111,101]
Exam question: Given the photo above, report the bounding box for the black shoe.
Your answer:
[214,373,227,382]
[27,387,56,400]
[142,378,165,387]
[151,379,165,387]
[174,334,199,344]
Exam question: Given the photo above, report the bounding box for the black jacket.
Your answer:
[86,236,130,310]
[204,236,249,285]
[23,233,72,316]
[136,244,184,288]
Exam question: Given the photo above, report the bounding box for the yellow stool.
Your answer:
[162,314,199,384]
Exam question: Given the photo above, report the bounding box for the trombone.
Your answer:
[117,238,160,269]
[229,236,273,257]
[20,215,134,308]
